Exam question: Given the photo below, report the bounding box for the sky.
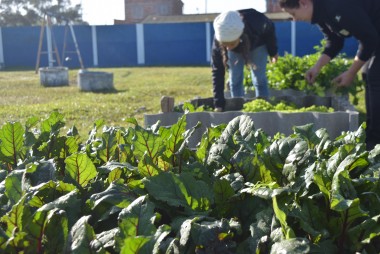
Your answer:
[74,0,266,25]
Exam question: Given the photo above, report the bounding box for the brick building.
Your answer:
[119,0,183,24]
[114,0,286,24]
[266,0,282,12]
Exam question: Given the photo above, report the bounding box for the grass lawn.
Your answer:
[0,67,213,138]
[0,66,366,139]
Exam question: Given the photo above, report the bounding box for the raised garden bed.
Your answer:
[145,94,358,148]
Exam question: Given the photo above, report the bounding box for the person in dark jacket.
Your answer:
[211,9,278,112]
[279,0,380,150]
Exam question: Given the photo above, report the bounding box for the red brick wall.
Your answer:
[124,0,183,23]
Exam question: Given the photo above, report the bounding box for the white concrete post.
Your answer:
[291,20,296,55]
[205,22,211,63]
[0,27,4,68]
[136,24,145,65]
[91,26,98,67]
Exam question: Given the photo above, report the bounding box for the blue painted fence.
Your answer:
[0,21,357,69]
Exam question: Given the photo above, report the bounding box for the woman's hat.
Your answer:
[213,11,244,42]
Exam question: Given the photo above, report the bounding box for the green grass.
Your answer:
[0,67,213,137]
[0,66,366,139]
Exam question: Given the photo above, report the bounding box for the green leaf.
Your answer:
[143,172,213,214]
[38,190,81,228]
[118,196,156,237]
[0,121,25,166]
[23,159,57,190]
[130,123,165,164]
[96,126,125,163]
[1,196,31,236]
[38,209,69,254]
[65,215,97,254]
[120,236,151,254]
[272,196,295,239]
[4,169,23,205]
[64,153,97,187]
[270,238,310,254]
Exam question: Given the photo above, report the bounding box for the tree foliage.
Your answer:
[0,0,86,27]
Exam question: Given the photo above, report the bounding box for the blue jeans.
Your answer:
[227,45,269,98]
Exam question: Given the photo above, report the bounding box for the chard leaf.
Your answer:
[270,238,310,254]
[118,196,156,237]
[293,123,320,148]
[93,228,119,250]
[22,159,57,190]
[0,121,25,167]
[64,153,97,187]
[348,214,380,248]
[4,169,23,205]
[213,179,235,205]
[138,152,161,177]
[65,215,97,254]
[27,180,76,208]
[130,123,165,164]
[1,196,31,236]
[25,209,63,253]
[96,127,125,163]
[89,182,135,210]
[161,114,186,161]
[330,170,359,211]
[179,218,239,253]
[272,196,295,239]
[39,190,81,228]
[196,125,225,164]
[218,115,256,145]
[282,140,309,183]
[143,172,213,214]
[40,110,65,134]
[40,209,69,253]
[120,236,151,254]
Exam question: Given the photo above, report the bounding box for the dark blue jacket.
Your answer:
[211,8,278,109]
[312,0,380,61]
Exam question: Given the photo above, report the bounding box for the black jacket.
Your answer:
[211,9,278,109]
[312,0,380,61]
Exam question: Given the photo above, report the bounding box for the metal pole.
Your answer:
[69,24,85,69]
[46,16,54,67]
[205,0,207,13]
[291,20,296,56]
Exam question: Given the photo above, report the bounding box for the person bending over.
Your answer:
[211,9,278,112]
[279,0,380,150]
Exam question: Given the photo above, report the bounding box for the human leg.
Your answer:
[250,45,270,98]
[227,51,245,97]
[365,55,380,150]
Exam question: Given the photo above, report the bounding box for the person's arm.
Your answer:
[262,18,278,60]
[211,39,226,109]
[333,56,365,87]
[305,53,331,84]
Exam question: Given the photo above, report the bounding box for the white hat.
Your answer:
[213,11,244,42]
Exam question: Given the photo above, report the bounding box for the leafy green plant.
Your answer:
[0,111,379,253]
[266,41,365,104]
[243,98,334,113]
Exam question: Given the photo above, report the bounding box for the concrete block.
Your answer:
[77,70,114,91]
[39,67,69,87]
[144,111,359,148]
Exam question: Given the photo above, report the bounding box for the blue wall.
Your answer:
[0,21,358,69]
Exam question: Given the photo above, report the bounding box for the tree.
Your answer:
[0,0,87,27]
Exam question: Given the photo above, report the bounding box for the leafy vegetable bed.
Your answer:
[1,112,379,253]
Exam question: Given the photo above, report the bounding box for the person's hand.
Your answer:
[333,70,356,87]
[270,54,278,64]
[305,66,320,84]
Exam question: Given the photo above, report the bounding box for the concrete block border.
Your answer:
[145,110,359,148]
